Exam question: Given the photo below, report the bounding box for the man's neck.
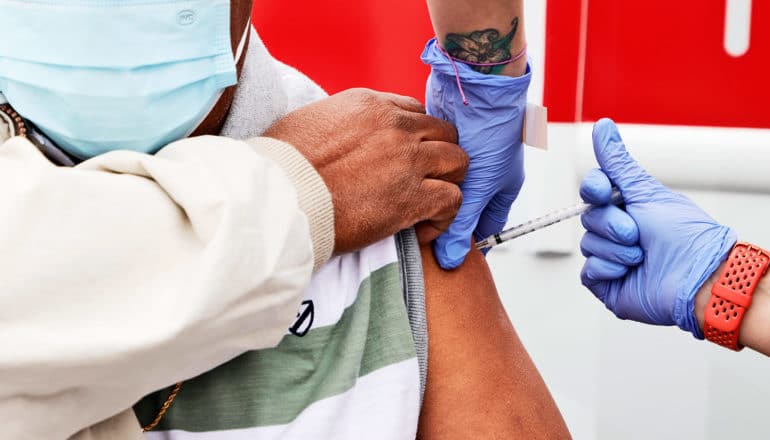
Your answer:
[190,29,251,137]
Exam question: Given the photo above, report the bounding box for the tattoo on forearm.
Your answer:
[443,17,519,74]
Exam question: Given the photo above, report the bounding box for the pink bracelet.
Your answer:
[437,43,527,105]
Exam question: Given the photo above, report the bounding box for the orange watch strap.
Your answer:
[704,242,770,351]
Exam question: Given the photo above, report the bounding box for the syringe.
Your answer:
[476,189,623,251]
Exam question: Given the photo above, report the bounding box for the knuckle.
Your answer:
[384,145,417,179]
[610,218,637,244]
[373,106,394,124]
[406,96,426,111]
[443,186,463,213]
[349,88,379,105]
[398,186,423,219]
[622,248,640,264]
[440,119,459,143]
[392,111,418,132]
[456,148,470,173]
[437,143,469,179]
[396,165,421,191]
[349,87,373,97]
[371,102,403,128]
[404,142,421,166]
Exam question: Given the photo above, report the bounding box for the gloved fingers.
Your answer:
[579,276,610,307]
[581,204,639,246]
[580,168,613,205]
[592,118,659,203]
[474,191,520,256]
[474,190,520,241]
[433,196,488,269]
[419,141,470,184]
[581,255,628,284]
[580,232,644,266]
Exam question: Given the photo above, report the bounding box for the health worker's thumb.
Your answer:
[592,118,658,203]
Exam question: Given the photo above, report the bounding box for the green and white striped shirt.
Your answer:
[135,238,421,439]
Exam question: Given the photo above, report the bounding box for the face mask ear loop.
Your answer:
[182,21,252,140]
[234,20,251,63]
[437,43,527,106]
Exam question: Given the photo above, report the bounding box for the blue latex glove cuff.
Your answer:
[674,229,737,339]
[421,39,532,269]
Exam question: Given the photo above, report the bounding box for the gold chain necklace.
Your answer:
[142,382,183,432]
[0,104,28,138]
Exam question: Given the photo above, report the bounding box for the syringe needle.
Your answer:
[476,238,491,249]
[476,189,623,251]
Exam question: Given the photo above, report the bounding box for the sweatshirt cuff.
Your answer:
[246,137,335,271]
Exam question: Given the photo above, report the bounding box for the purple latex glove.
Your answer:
[422,39,532,269]
[580,119,736,338]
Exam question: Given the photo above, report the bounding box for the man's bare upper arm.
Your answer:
[418,242,571,439]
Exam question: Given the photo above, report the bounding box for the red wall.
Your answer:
[253,2,434,99]
[545,0,770,128]
[256,1,770,129]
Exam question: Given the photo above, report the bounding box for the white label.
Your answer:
[523,103,548,150]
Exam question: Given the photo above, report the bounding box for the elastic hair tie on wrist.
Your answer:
[437,43,527,106]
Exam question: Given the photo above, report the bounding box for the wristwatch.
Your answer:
[703,242,770,351]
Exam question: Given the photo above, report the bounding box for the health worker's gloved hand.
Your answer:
[421,39,532,269]
[580,119,736,338]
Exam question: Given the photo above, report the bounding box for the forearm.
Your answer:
[426,0,527,76]
[695,259,770,356]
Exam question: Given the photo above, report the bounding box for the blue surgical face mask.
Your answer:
[0,0,249,159]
